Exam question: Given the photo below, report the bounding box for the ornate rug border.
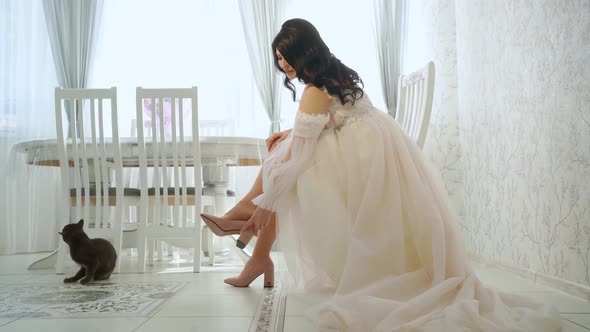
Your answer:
[249,273,288,332]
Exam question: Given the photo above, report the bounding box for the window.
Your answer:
[89,0,268,138]
[0,0,57,138]
[90,0,391,136]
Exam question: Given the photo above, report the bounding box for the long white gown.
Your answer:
[252,90,562,331]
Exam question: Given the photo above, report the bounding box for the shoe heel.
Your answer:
[263,264,274,288]
[236,230,254,249]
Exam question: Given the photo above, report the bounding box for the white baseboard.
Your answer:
[469,254,590,301]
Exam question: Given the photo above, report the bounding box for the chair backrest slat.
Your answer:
[136,87,201,230]
[76,97,91,225]
[394,61,435,148]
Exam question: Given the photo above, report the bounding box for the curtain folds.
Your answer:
[238,0,282,134]
[374,0,407,117]
[42,0,103,137]
[0,0,59,254]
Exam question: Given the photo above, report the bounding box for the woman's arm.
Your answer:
[240,85,332,237]
[266,129,292,151]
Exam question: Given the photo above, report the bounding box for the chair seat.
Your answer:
[147,187,235,197]
[70,187,141,197]
[147,187,196,196]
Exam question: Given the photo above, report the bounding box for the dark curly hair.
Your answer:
[272,18,364,106]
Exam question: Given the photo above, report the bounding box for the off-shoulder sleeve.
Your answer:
[251,111,330,211]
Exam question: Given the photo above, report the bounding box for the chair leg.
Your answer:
[109,204,123,274]
[148,240,155,266]
[207,227,215,266]
[137,221,146,273]
[193,231,201,273]
[156,240,163,261]
[123,204,134,257]
[146,203,155,266]
[113,230,122,274]
[138,239,146,273]
[202,204,215,264]
[167,243,174,257]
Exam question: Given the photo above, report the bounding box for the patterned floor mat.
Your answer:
[0,282,188,319]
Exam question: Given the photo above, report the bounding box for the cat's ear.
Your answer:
[77,219,84,228]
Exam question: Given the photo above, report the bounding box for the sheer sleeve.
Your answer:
[251,111,330,211]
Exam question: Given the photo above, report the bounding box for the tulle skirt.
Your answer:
[273,110,561,331]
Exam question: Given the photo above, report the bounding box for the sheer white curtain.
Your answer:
[238,0,283,134]
[0,1,59,254]
[374,0,407,117]
[43,0,103,138]
[403,1,431,73]
[89,0,386,139]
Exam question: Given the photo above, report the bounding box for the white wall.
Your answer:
[410,0,590,286]
[455,0,590,285]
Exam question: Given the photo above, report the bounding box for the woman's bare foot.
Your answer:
[223,200,256,220]
[224,256,274,288]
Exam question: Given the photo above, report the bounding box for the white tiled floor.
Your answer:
[1,252,589,331]
[0,250,269,332]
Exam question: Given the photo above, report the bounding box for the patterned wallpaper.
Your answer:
[419,0,590,286]
[418,0,465,229]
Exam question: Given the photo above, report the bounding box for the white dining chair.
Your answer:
[394,61,435,148]
[131,118,241,266]
[135,86,203,273]
[54,87,140,274]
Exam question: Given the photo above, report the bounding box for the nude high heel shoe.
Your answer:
[200,213,244,236]
[224,261,274,288]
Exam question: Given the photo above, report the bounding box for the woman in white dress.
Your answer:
[200,18,562,331]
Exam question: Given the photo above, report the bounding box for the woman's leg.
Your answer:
[223,153,279,286]
[207,140,281,286]
[219,137,281,221]
[202,169,276,286]
[224,211,276,287]
[222,170,262,220]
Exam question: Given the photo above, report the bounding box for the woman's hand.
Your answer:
[241,207,273,237]
[266,129,292,151]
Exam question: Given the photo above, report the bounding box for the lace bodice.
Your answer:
[323,91,375,130]
[251,89,376,212]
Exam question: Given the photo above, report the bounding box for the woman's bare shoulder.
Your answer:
[300,84,331,115]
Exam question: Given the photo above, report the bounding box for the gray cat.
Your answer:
[58,219,117,285]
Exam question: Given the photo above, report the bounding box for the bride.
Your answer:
[200,18,562,331]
